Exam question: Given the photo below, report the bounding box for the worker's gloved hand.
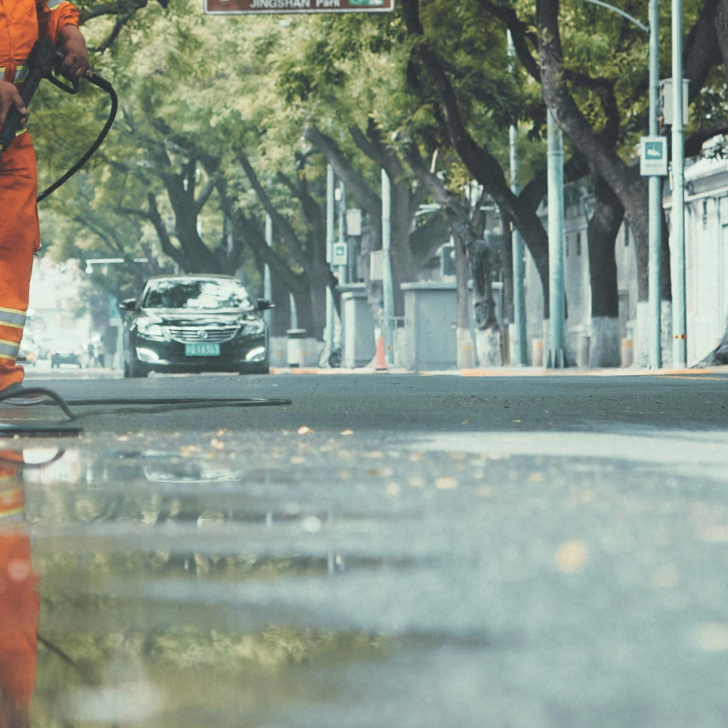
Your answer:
[57,25,89,80]
[0,81,29,127]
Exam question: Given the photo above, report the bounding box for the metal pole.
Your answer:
[508,31,528,367]
[264,213,273,330]
[671,0,687,367]
[382,169,395,365]
[546,111,567,368]
[648,0,662,369]
[338,182,348,286]
[326,164,336,353]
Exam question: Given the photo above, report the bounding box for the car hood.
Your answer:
[138,309,260,326]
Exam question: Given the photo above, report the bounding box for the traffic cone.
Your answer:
[375,335,387,371]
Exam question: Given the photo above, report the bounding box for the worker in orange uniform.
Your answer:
[0,0,89,402]
[0,451,38,728]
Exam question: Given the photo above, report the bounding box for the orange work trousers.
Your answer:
[0,132,39,392]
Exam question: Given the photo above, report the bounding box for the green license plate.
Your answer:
[185,343,221,357]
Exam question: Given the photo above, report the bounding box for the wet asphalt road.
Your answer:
[7,370,728,727]
[18,369,728,433]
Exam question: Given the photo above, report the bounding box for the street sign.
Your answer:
[640,136,668,176]
[332,242,348,266]
[205,0,393,14]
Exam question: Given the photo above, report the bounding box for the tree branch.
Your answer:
[303,125,383,221]
[236,148,309,268]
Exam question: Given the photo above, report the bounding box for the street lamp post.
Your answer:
[508,31,528,367]
[381,169,395,365]
[671,0,687,367]
[648,0,661,369]
[326,164,336,354]
[264,213,273,331]
[546,110,567,368]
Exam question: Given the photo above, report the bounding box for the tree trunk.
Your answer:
[269,273,292,337]
[454,233,475,368]
[587,175,623,367]
[400,0,551,314]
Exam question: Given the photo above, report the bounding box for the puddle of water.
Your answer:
[3,434,728,727]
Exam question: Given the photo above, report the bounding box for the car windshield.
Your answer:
[143,280,254,310]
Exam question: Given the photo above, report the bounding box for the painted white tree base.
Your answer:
[636,301,673,369]
[590,317,621,368]
[474,328,503,368]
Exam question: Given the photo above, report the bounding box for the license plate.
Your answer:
[185,343,221,357]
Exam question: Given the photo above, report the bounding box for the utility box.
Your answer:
[339,283,375,368]
[401,281,458,370]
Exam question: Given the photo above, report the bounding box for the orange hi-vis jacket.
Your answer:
[0,0,80,85]
[0,0,80,392]
[0,454,39,714]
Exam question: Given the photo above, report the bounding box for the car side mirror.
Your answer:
[256,299,275,311]
[118,298,138,312]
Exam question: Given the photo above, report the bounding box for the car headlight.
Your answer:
[243,319,265,334]
[136,317,169,341]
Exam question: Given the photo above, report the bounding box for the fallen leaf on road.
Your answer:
[652,565,680,588]
[340,429,354,436]
[301,516,322,533]
[555,541,589,574]
[386,483,401,496]
[691,623,728,652]
[210,438,225,450]
[409,476,424,487]
[528,472,544,483]
[436,477,458,490]
[297,426,312,435]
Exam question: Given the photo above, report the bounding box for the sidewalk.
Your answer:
[271,365,728,377]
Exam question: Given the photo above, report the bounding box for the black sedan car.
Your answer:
[119,275,272,378]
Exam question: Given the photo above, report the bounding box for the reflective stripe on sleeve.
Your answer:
[14,65,28,84]
[46,0,65,7]
[0,307,26,328]
[0,339,20,359]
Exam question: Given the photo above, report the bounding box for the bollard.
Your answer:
[531,338,544,367]
[286,329,307,368]
[621,339,634,367]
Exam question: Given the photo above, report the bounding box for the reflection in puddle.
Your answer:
[0,450,39,728]
[3,445,404,728]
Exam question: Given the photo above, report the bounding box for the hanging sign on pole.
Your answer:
[205,0,393,14]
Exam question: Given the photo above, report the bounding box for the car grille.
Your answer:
[168,325,239,344]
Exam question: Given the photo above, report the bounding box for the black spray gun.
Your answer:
[0,38,118,202]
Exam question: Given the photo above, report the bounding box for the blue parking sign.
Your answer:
[640,136,668,176]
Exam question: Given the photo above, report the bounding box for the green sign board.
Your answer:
[205,0,393,14]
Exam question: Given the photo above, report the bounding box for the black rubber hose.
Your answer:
[36,72,118,203]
